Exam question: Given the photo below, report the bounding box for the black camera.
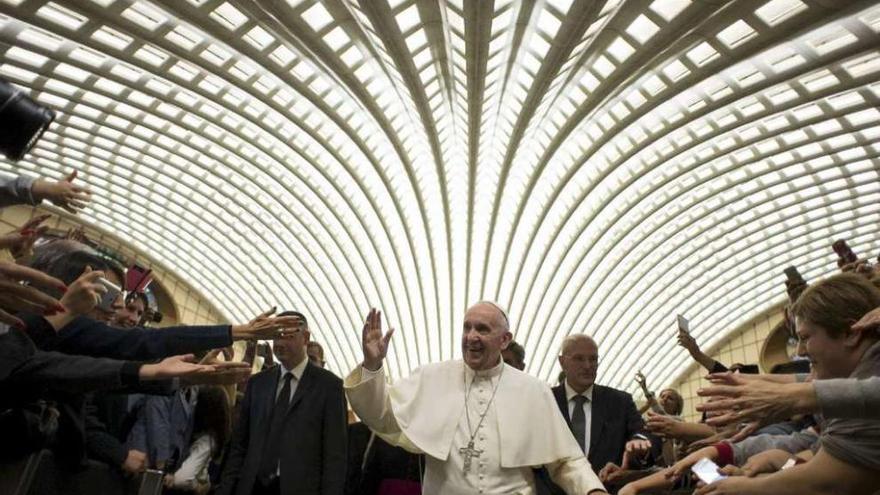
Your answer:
[144,308,163,324]
[0,78,55,161]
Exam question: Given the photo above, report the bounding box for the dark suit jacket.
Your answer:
[217,362,347,495]
[552,383,646,470]
[536,384,647,495]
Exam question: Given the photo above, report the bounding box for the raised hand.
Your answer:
[59,266,107,315]
[231,307,306,340]
[32,170,91,213]
[635,370,648,389]
[362,308,393,371]
[677,329,698,351]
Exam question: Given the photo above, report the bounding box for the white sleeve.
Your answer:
[171,434,214,490]
[344,365,423,454]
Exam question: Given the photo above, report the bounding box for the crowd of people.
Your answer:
[1,106,879,495]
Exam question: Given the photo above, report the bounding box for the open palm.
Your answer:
[362,308,394,371]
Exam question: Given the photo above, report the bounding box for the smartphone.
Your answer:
[96,277,122,312]
[677,314,689,334]
[138,469,164,495]
[783,266,804,285]
[691,457,727,485]
[832,239,858,264]
[126,264,153,293]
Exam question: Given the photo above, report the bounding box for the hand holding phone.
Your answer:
[677,314,690,334]
[96,277,121,312]
[691,457,727,485]
[832,239,858,264]
[783,266,804,285]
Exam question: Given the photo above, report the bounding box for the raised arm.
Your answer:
[677,328,724,372]
[362,308,394,371]
[344,309,420,453]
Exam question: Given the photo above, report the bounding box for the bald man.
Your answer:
[345,303,608,494]
[554,336,651,480]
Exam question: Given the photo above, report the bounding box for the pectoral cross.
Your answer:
[459,440,483,473]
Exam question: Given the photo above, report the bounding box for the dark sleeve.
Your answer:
[216,380,253,495]
[710,361,729,373]
[322,377,348,495]
[23,314,233,361]
[623,393,647,439]
[7,351,140,394]
[85,397,128,468]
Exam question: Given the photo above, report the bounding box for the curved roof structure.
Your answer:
[1,0,879,394]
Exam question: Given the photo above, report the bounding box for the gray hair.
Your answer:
[559,334,596,356]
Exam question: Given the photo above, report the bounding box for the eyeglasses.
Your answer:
[561,355,600,365]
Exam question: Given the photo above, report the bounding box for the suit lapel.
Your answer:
[589,386,606,456]
[257,368,281,423]
[553,385,571,427]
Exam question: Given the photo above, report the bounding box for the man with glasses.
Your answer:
[546,335,651,492]
[217,311,347,495]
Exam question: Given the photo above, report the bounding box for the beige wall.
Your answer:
[0,204,225,326]
[671,306,785,422]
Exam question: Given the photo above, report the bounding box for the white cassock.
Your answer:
[345,358,606,495]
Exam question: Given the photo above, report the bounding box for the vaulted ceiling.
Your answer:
[1,0,879,395]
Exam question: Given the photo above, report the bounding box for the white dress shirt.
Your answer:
[565,381,593,457]
[275,356,308,402]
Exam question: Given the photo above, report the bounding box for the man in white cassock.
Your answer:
[345,303,609,495]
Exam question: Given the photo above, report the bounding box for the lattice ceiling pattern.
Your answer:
[1,0,879,395]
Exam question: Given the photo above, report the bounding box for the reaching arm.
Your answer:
[677,330,721,372]
[814,377,880,420]
[25,313,233,361]
[694,449,879,495]
[0,172,39,207]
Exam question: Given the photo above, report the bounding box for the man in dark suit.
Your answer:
[553,335,650,480]
[217,311,347,495]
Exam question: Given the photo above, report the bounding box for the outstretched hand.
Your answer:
[0,214,50,260]
[696,374,816,434]
[231,307,306,340]
[362,308,393,371]
[0,260,66,326]
[139,354,218,380]
[32,170,91,214]
[178,349,252,385]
